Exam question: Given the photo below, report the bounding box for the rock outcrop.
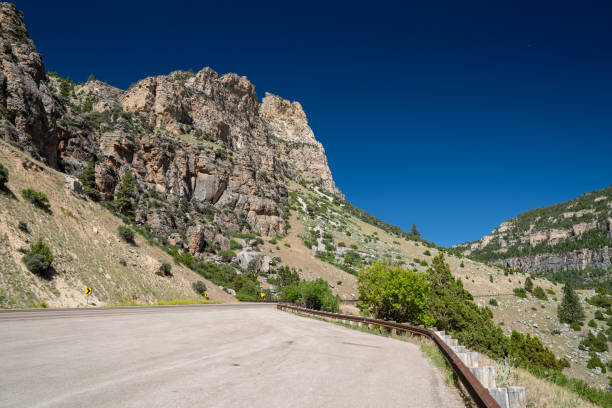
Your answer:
[0,3,342,257]
[453,186,612,274]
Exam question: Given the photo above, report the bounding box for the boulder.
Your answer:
[237,250,262,270]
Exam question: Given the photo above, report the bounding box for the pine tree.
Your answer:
[524,276,534,293]
[411,223,420,237]
[87,74,95,82]
[558,283,584,324]
[114,170,137,218]
[79,157,99,201]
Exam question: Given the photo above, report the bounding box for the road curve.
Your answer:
[0,304,462,408]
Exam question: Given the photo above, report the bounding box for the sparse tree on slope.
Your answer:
[114,170,137,218]
[558,283,584,324]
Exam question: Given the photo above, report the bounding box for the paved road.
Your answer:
[0,304,462,408]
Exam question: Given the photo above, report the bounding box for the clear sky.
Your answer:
[17,0,612,247]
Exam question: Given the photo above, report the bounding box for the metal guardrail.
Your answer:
[278,303,502,408]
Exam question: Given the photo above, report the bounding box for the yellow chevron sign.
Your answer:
[85,287,92,295]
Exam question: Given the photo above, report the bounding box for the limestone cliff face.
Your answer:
[453,186,612,274]
[0,3,342,255]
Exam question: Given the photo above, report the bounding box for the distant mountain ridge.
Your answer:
[453,185,612,281]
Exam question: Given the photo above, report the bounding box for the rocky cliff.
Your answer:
[453,185,612,275]
[0,3,342,258]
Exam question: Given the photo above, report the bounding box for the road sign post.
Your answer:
[85,287,92,305]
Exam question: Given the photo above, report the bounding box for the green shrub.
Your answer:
[460,261,464,268]
[587,355,606,373]
[160,262,172,276]
[588,319,597,328]
[218,250,236,263]
[276,266,300,290]
[0,163,8,187]
[533,286,548,301]
[18,221,29,233]
[581,331,608,352]
[21,188,50,210]
[23,253,50,276]
[192,281,207,296]
[489,275,493,283]
[22,238,53,277]
[595,310,605,320]
[282,278,339,312]
[513,288,527,298]
[230,240,243,250]
[118,225,135,243]
[570,321,581,331]
[357,262,433,326]
[489,298,498,307]
[423,250,431,256]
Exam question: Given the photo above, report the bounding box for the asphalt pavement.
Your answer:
[0,304,462,408]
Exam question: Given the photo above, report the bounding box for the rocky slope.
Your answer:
[0,1,340,257]
[453,185,612,281]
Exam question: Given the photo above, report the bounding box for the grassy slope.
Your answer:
[0,141,236,308]
[276,182,608,391]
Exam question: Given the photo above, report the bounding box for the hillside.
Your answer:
[453,185,612,288]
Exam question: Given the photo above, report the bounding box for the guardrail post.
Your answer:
[488,388,509,408]
[507,387,526,408]
[470,366,496,388]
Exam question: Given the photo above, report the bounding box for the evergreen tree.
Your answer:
[411,223,420,237]
[79,157,99,201]
[87,74,95,82]
[558,283,584,324]
[114,170,137,218]
[524,276,534,293]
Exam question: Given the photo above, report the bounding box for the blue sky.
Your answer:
[17,1,612,246]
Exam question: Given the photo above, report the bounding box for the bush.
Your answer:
[218,250,236,263]
[192,281,207,296]
[513,288,527,298]
[533,286,548,301]
[489,298,498,307]
[160,262,172,276]
[595,310,605,320]
[18,221,29,233]
[581,331,608,352]
[21,188,50,210]
[570,322,581,331]
[489,275,493,283]
[282,278,339,312]
[460,261,464,268]
[357,262,433,326]
[423,250,431,256]
[229,240,242,250]
[22,238,53,277]
[588,319,597,328]
[23,253,50,276]
[0,162,8,187]
[587,355,606,373]
[118,225,134,243]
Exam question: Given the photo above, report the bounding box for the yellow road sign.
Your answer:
[85,287,92,295]
[276,295,280,300]
[204,292,209,298]
[260,292,266,298]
